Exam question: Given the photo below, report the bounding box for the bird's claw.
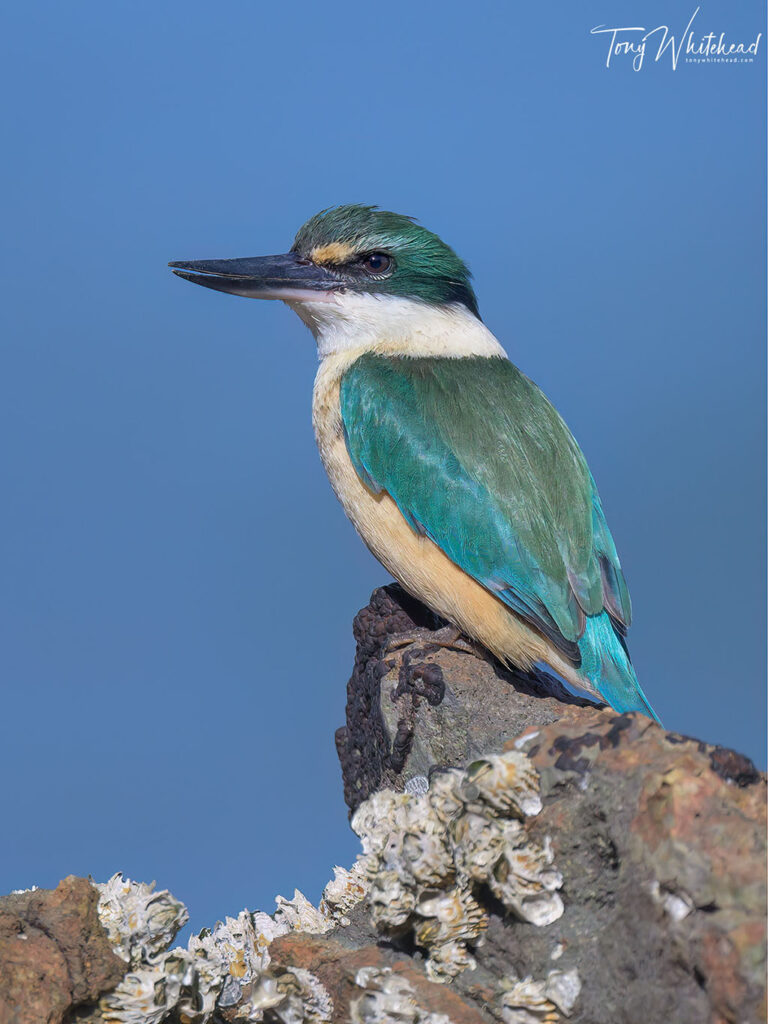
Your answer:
[383,625,483,660]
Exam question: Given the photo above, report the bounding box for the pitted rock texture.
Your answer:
[335,585,445,811]
[460,708,767,1024]
[312,701,768,1023]
[0,876,127,1024]
[335,587,766,1024]
[337,707,767,1024]
[336,584,593,814]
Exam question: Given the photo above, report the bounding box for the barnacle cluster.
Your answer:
[350,966,452,1024]
[350,750,563,981]
[94,751,568,1017]
[318,863,368,925]
[96,873,189,966]
[494,969,582,1023]
[96,870,357,1024]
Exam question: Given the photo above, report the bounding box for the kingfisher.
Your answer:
[169,205,658,720]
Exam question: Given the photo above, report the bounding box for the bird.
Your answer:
[169,205,658,721]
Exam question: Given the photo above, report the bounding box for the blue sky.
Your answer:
[1,1,764,936]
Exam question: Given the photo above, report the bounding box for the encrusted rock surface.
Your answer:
[0,585,765,1024]
[335,585,593,814]
[478,709,766,1023]
[271,939,488,1023]
[334,586,766,1023]
[350,749,563,981]
[0,876,126,1024]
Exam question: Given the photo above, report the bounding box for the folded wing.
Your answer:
[339,353,633,666]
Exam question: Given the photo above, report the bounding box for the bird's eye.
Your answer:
[361,252,392,275]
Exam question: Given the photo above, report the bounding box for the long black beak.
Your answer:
[168,252,341,300]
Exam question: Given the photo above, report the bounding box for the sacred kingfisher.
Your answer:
[170,206,657,720]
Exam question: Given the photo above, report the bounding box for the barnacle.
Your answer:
[498,976,560,1024]
[425,769,465,825]
[181,910,270,1020]
[423,937,477,982]
[488,825,564,927]
[354,790,454,887]
[350,966,452,1024]
[414,887,487,979]
[496,970,582,1024]
[96,873,189,966]
[251,908,291,957]
[101,951,192,1024]
[272,966,334,1024]
[226,972,283,1020]
[97,881,333,1023]
[544,970,582,1016]
[351,749,563,979]
[366,868,418,931]
[462,752,543,818]
[318,862,369,925]
[95,747,566,1014]
[274,889,333,935]
[450,811,507,880]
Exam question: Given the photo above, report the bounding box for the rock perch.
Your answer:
[0,585,764,1024]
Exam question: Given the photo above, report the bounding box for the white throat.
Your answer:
[284,291,506,360]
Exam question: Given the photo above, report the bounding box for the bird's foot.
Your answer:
[384,624,484,660]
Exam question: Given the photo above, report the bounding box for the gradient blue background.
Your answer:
[1,1,765,937]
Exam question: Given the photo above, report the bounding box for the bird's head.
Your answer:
[169,206,480,339]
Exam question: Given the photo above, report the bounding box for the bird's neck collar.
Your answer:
[284,292,505,360]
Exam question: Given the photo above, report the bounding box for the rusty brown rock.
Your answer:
[468,709,767,1024]
[0,876,126,1024]
[270,932,488,1023]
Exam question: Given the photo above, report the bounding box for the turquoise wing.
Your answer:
[339,353,657,720]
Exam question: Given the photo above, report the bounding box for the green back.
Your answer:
[339,353,632,659]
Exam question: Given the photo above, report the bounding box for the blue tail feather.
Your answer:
[577,613,660,723]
